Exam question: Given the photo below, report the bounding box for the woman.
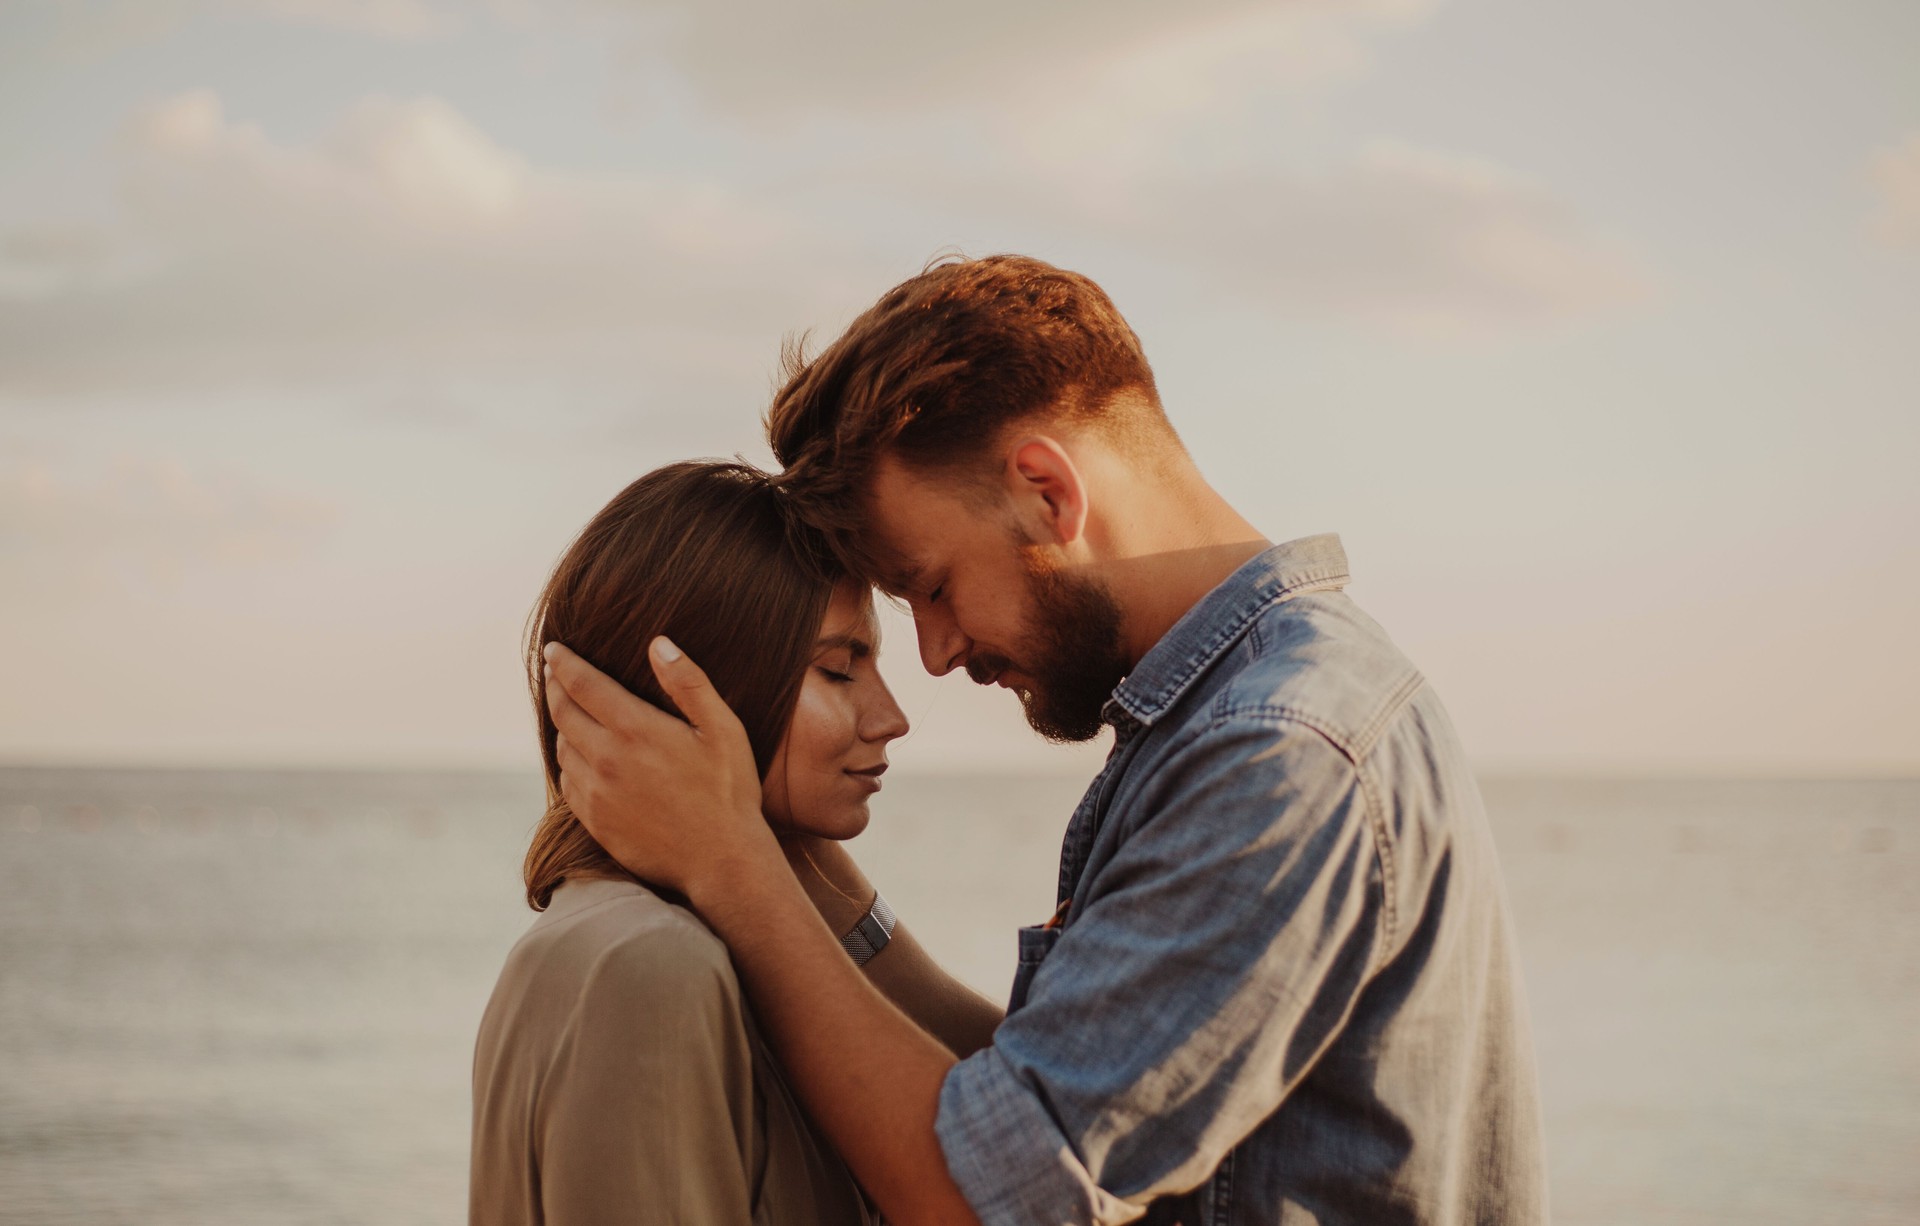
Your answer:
[470,460,910,1225]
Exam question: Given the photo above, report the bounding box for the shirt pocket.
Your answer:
[1006,922,1062,1014]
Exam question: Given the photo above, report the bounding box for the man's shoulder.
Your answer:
[1153,590,1490,882]
[1194,587,1427,765]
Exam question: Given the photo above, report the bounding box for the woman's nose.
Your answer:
[863,678,911,744]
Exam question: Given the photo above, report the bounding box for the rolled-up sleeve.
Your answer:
[936,717,1386,1226]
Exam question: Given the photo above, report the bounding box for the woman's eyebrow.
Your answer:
[813,633,873,658]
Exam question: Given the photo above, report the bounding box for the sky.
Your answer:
[0,0,1915,776]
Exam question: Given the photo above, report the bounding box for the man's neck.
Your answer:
[1094,474,1272,667]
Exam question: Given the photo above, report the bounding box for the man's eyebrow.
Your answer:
[878,561,927,598]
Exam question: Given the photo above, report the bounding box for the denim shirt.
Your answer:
[935,535,1548,1226]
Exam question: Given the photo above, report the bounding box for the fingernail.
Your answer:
[542,642,558,662]
[543,662,553,683]
[652,635,682,663]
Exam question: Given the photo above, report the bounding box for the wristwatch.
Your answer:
[839,892,897,967]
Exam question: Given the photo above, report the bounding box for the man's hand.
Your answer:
[544,636,777,900]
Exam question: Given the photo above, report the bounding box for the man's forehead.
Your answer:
[858,455,987,587]
[865,546,928,599]
[853,463,933,592]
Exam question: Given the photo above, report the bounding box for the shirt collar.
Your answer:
[541,874,650,920]
[1105,533,1351,731]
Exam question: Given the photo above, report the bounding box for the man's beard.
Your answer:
[966,561,1130,744]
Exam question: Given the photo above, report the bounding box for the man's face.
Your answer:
[866,456,1130,743]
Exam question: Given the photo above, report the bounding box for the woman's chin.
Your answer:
[793,803,870,842]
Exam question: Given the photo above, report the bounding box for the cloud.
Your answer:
[21,0,461,62]
[127,88,531,232]
[1869,133,1920,248]
[607,0,1439,120]
[0,223,117,298]
[1141,142,1654,335]
[980,0,1442,166]
[0,453,339,590]
[12,0,1438,108]
[859,140,1653,337]
[561,1,1641,337]
[0,58,1650,406]
[0,90,878,398]
[247,0,458,39]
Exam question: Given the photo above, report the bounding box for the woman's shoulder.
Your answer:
[506,876,740,1011]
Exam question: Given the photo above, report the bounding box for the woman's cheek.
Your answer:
[787,681,844,784]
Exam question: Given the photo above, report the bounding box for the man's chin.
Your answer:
[1006,553,1129,745]
[1015,686,1107,745]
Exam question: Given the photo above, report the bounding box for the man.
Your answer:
[543,255,1548,1225]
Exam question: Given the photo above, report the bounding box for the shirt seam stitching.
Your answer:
[1116,572,1349,724]
[1182,706,1400,965]
[1211,1145,1237,1226]
[1130,705,1393,925]
[1212,702,1356,757]
[1354,669,1428,759]
[1355,765,1398,964]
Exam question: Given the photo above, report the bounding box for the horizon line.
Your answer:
[1,757,1916,784]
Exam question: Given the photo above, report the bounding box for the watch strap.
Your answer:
[840,892,897,967]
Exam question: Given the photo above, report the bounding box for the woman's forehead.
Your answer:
[818,582,879,647]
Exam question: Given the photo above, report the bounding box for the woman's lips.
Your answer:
[846,763,887,793]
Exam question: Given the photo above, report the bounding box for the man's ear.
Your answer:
[1003,436,1088,547]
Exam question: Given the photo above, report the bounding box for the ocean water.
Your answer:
[0,768,1913,1224]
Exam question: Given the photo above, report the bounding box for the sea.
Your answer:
[0,767,1914,1225]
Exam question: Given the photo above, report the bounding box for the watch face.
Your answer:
[842,896,895,965]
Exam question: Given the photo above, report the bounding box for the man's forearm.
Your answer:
[698,846,983,1226]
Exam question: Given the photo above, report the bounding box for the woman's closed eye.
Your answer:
[809,628,874,684]
[816,653,858,683]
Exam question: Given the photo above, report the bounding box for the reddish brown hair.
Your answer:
[765,254,1175,576]
[521,461,840,910]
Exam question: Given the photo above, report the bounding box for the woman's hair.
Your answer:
[521,460,841,910]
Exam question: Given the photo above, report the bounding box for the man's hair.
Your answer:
[766,253,1176,578]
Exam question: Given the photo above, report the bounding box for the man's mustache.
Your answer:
[966,653,1014,686]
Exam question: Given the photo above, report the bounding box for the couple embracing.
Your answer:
[470,256,1548,1226]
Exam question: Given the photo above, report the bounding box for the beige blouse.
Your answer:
[471,876,873,1226]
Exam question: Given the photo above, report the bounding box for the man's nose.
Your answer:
[914,607,967,677]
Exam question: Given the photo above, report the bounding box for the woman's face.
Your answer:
[762,584,911,840]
